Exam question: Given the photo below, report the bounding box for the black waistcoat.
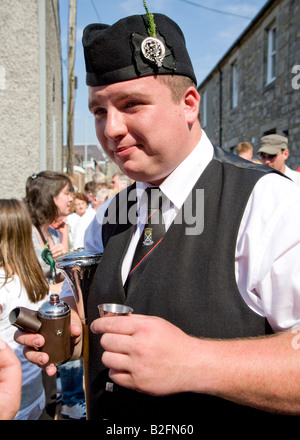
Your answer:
[87,147,278,420]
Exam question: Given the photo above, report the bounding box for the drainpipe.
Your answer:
[218,66,223,148]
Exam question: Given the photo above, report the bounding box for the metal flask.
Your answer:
[9,294,71,365]
[55,248,102,323]
[38,294,71,365]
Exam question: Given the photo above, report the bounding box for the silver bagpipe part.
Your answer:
[55,248,102,323]
[55,248,102,420]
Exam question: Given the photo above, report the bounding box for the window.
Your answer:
[201,90,207,128]
[266,25,276,84]
[231,62,238,108]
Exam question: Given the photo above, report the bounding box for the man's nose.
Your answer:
[104,109,127,140]
[262,158,271,164]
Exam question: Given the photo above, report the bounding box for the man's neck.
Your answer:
[279,164,286,174]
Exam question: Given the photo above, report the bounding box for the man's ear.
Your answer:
[184,87,201,124]
[283,149,289,160]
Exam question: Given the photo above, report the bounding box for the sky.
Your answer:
[58,0,268,148]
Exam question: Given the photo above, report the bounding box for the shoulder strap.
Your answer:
[36,225,48,245]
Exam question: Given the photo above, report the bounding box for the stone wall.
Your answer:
[198,0,300,169]
[0,0,63,199]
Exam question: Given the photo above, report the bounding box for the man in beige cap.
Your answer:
[258,134,300,186]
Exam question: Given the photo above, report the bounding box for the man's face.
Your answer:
[258,149,288,172]
[88,76,199,185]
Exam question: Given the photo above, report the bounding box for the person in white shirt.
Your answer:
[258,134,300,186]
[72,186,111,250]
[70,192,94,250]
[16,8,300,420]
[0,199,49,420]
[72,208,96,251]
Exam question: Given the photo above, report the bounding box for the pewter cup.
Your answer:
[98,303,133,317]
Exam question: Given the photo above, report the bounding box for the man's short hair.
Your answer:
[236,142,253,156]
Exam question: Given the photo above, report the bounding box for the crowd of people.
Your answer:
[236,135,300,187]
[2,3,300,424]
[3,132,299,421]
[0,171,129,420]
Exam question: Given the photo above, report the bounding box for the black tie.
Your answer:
[126,187,165,286]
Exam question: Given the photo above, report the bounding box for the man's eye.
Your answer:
[94,108,106,118]
[125,101,140,109]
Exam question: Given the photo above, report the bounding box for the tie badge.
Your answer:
[143,228,154,246]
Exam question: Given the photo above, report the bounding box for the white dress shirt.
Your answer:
[62,130,300,333]
[284,165,300,187]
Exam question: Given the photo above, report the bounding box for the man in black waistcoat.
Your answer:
[17,4,300,421]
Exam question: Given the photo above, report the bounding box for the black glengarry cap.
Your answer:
[82,14,197,86]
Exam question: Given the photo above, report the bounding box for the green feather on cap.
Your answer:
[143,0,156,37]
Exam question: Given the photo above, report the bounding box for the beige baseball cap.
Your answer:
[258,134,288,154]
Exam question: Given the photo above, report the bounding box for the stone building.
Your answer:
[198,0,300,168]
[0,0,63,199]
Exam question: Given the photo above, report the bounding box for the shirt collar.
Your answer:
[161,130,213,209]
[135,130,213,209]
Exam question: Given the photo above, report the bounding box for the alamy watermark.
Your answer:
[291,65,300,90]
[103,188,204,236]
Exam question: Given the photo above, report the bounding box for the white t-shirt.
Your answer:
[67,212,80,233]
[72,208,96,250]
[0,270,49,385]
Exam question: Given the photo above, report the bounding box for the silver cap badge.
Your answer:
[141,36,166,68]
